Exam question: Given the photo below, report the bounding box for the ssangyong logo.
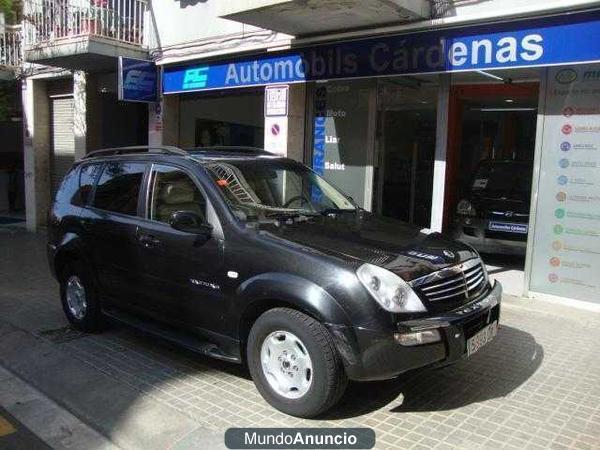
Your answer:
[183,66,209,90]
[555,68,578,85]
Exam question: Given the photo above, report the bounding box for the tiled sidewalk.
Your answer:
[1,230,599,449]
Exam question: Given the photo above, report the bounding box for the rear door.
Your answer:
[81,160,148,309]
[136,163,226,331]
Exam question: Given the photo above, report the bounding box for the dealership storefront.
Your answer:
[160,10,600,305]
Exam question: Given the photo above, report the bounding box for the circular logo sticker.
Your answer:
[553,224,564,235]
[560,142,571,152]
[555,208,565,219]
[559,158,570,169]
[552,240,562,251]
[555,191,566,202]
[555,68,578,85]
[563,107,575,117]
[557,175,568,186]
[550,257,561,267]
[548,273,559,283]
[561,124,573,135]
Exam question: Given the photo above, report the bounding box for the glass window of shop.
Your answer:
[308,77,438,224]
[309,79,376,210]
[374,78,438,227]
[179,88,264,148]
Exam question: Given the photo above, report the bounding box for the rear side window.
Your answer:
[92,162,146,216]
[53,166,80,206]
[75,163,102,206]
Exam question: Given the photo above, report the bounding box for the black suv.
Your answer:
[48,146,502,418]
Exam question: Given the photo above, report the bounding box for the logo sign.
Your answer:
[118,57,158,103]
[163,11,600,94]
[443,250,456,259]
[555,68,578,84]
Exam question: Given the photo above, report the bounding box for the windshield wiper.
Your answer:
[264,210,319,220]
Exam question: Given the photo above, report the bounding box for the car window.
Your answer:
[92,162,146,216]
[148,165,207,224]
[75,163,103,206]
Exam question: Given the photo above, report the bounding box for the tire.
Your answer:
[247,307,348,418]
[59,261,103,332]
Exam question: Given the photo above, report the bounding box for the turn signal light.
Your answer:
[394,329,441,346]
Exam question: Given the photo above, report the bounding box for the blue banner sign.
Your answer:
[163,11,600,94]
[119,57,158,103]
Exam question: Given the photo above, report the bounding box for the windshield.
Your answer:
[471,161,532,196]
[203,158,356,220]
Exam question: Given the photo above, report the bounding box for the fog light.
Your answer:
[394,329,441,346]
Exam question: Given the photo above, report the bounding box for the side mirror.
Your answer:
[170,211,213,237]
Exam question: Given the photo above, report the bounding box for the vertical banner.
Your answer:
[530,64,600,303]
[264,85,289,155]
[311,82,372,208]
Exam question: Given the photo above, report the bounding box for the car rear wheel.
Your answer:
[60,262,103,332]
[247,307,347,417]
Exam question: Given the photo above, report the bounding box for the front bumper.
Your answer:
[330,281,502,381]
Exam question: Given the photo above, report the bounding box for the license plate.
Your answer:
[488,221,528,234]
[466,321,498,357]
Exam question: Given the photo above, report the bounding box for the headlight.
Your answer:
[456,199,476,217]
[356,263,426,313]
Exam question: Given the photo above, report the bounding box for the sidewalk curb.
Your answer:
[0,321,225,450]
[0,365,119,449]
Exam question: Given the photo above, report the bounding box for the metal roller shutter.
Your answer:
[51,96,75,198]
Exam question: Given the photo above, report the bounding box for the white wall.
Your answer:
[148,0,292,65]
[150,0,600,66]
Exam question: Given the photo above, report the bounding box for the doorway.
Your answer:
[446,82,539,295]
[374,77,438,227]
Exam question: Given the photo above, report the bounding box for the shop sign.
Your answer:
[265,85,289,117]
[118,57,159,103]
[264,85,289,155]
[529,63,600,303]
[163,11,600,94]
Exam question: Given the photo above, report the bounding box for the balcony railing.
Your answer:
[0,25,22,68]
[23,0,148,48]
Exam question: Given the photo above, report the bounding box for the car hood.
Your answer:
[259,211,478,281]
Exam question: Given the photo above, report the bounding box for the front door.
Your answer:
[136,164,226,333]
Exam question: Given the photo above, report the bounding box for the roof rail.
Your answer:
[83,146,188,159]
[189,146,273,155]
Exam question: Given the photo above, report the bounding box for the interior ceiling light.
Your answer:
[472,107,537,112]
[505,99,515,103]
[475,70,504,81]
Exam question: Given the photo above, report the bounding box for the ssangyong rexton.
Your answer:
[47,146,502,418]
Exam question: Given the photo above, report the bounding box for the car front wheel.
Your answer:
[247,307,348,417]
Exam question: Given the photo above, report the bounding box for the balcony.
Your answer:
[0,25,22,78]
[218,0,431,36]
[23,0,149,71]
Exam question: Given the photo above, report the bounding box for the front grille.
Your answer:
[410,258,488,305]
[484,230,528,242]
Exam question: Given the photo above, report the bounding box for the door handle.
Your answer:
[138,233,161,248]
